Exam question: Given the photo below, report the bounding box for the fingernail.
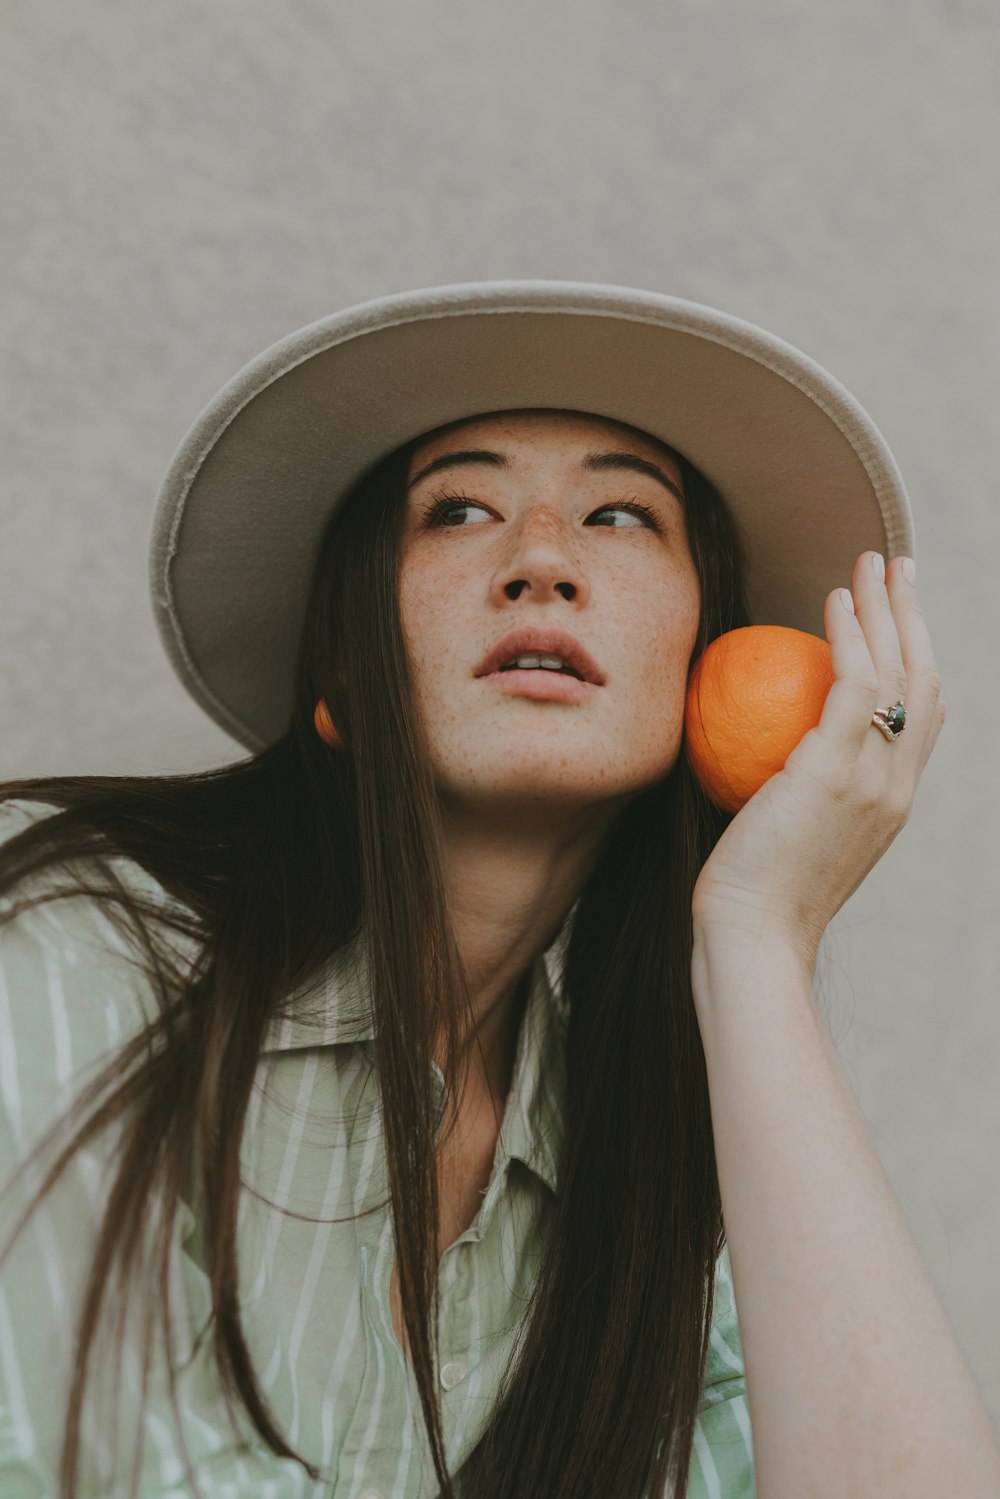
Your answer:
[840,588,855,613]
[901,555,916,584]
[871,552,885,581]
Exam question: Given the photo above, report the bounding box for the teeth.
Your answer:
[496,652,585,677]
[511,654,566,671]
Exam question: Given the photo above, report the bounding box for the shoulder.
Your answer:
[0,795,62,848]
[0,795,190,910]
[0,794,199,945]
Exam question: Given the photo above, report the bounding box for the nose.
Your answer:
[488,505,590,606]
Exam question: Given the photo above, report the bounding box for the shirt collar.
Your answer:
[260,910,574,1197]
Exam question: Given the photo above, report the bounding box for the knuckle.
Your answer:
[888,668,908,700]
[827,765,854,804]
[856,779,885,816]
[887,786,913,826]
[919,664,944,698]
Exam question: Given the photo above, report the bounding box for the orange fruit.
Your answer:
[684,626,834,814]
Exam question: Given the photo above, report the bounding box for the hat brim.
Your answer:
[149,279,913,751]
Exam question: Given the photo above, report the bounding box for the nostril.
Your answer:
[503,580,576,600]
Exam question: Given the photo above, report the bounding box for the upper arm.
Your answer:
[0,801,290,1496]
[0,800,174,1491]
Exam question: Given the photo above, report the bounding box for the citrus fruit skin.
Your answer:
[683,626,835,814]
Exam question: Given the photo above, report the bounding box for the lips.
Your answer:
[475,627,605,685]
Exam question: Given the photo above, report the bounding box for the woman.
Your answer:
[1,282,996,1499]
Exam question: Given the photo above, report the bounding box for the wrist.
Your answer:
[691,919,819,1018]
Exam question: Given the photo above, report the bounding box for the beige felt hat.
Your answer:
[148,279,914,752]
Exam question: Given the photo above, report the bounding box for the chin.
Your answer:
[437,757,674,814]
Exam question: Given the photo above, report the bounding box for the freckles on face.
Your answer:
[399,537,699,802]
[396,412,703,804]
[590,550,700,767]
[398,547,475,704]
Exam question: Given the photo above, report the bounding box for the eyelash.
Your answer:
[418,487,662,531]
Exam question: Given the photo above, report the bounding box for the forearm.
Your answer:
[691,926,1000,1499]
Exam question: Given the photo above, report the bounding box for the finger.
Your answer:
[851,551,909,724]
[815,579,883,764]
[884,554,948,763]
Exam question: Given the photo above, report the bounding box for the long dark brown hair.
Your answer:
[0,417,751,1499]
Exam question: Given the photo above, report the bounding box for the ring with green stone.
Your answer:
[871,701,907,742]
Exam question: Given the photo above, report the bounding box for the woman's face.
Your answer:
[398,409,702,820]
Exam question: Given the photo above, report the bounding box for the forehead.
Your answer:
[407,407,683,475]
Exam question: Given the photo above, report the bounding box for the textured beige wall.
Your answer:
[3,0,998,1432]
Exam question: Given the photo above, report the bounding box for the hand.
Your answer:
[690,551,948,971]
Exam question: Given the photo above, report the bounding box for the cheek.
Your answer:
[626,563,701,685]
[398,557,468,685]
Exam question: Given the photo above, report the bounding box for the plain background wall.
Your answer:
[3,0,999,1434]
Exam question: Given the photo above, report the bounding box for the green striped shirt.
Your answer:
[0,798,754,1497]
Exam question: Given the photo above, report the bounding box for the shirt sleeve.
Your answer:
[685,1241,756,1498]
[0,799,321,1499]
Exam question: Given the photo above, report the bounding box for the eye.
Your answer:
[419,489,493,527]
[417,489,662,531]
[586,499,660,530]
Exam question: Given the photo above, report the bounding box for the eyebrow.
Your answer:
[406,448,686,505]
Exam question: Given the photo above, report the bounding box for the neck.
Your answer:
[432,796,623,1104]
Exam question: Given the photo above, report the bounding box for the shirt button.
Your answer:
[440,1359,469,1390]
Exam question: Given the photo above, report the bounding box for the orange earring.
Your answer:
[314,698,345,749]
